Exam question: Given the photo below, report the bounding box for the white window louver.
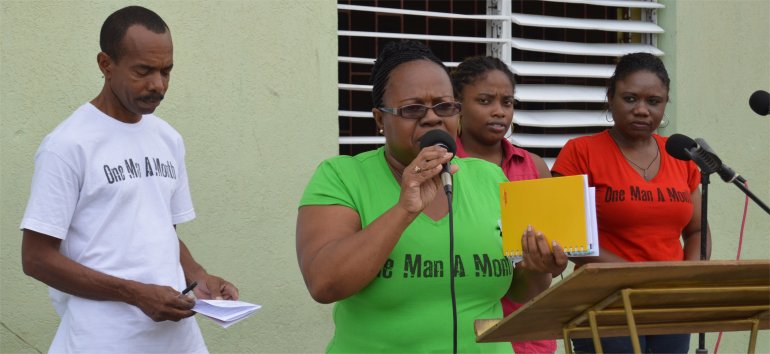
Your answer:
[338,1,663,167]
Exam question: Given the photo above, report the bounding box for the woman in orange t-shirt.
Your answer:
[552,53,711,353]
[452,56,561,354]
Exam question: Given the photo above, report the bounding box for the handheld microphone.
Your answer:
[749,90,770,116]
[419,129,460,353]
[665,133,745,183]
[419,130,457,194]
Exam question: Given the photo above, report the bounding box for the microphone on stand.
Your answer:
[664,133,713,354]
[664,134,745,183]
[665,133,769,215]
[666,131,770,354]
[749,90,770,116]
[693,138,746,183]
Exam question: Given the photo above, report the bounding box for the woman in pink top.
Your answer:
[452,56,559,354]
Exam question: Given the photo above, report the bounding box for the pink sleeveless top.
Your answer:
[455,137,555,353]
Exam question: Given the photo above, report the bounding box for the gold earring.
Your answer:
[658,116,669,128]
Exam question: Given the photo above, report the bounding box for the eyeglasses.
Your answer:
[379,102,461,119]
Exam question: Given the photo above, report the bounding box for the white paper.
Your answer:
[586,186,599,257]
[193,299,261,328]
[565,178,599,257]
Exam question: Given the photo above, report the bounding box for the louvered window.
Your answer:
[338,0,664,166]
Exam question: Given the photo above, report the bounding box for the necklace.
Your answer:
[625,145,659,180]
[610,131,660,181]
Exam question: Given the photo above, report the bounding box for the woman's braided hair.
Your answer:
[608,52,670,100]
[451,56,516,99]
[371,40,447,108]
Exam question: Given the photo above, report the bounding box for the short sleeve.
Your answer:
[170,136,195,225]
[300,158,356,209]
[20,150,81,239]
[552,138,589,177]
[686,160,701,192]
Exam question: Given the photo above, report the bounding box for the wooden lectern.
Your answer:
[475,261,770,354]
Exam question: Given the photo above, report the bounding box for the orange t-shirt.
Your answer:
[552,130,700,262]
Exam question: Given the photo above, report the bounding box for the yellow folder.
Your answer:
[500,175,598,259]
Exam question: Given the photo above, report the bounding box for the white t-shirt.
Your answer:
[21,103,207,354]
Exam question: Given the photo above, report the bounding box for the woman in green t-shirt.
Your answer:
[296,40,567,353]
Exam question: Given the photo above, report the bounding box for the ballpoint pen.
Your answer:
[180,281,198,297]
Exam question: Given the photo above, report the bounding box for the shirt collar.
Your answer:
[501,138,528,162]
[454,136,527,161]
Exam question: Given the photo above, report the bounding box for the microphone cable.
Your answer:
[446,185,458,354]
[418,129,459,353]
[713,180,750,354]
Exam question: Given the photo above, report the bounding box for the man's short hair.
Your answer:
[100,6,169,62]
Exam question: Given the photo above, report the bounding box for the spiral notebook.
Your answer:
[500,174,599,261]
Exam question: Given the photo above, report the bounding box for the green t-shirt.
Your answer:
[300,147,513,353]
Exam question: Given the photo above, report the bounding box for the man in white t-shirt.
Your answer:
[20,6,238,353]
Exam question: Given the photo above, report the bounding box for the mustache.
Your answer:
[139,93,164,101]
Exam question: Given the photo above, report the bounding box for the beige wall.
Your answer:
[2,0,769,353]
[0,1,337,352]
[658,0,770,352]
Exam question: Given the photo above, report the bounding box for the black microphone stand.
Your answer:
[686,142,770,353]
[729,179,770,215]
[688,152,713,354]
[696,172,709,354]
[696,137,770,215]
